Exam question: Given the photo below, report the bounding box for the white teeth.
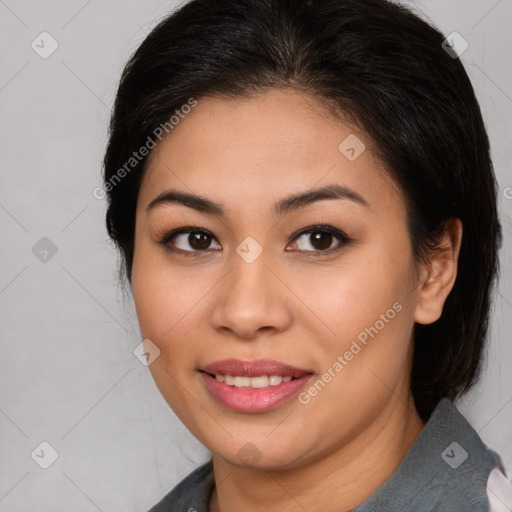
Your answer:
[250,376,269,388]
[269,375,281,386]
[234,376,251,387]
[214,374,294,388]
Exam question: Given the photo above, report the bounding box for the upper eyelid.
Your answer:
[288,224,348,241]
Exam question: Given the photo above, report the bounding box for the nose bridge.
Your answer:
[226,232,273,295]
[210,241,292,337]
[226,245,275,310]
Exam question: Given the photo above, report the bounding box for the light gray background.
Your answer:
[0,1,511,510]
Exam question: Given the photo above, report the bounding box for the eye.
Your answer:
[156,224,352,258]
[286,224,352,255]
[157,227,221,255]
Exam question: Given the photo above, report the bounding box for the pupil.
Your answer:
[190,233,210,250]
[311,232,332,250]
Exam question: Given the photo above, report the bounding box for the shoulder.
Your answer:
[352,398,509,512]
[147,459,215,512]
[409,399,508,511]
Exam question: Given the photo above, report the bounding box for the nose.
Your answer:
[210,252,293,340]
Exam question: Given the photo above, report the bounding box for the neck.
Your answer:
[209,393,425,512]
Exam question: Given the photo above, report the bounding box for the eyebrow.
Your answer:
[146,183,369,217]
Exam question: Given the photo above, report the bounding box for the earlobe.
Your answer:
[414,218,463,325]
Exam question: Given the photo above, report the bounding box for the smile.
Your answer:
[199,359,314,413]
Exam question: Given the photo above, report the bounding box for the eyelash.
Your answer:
[155,224,353,259]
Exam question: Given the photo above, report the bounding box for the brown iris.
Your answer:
[188,232,212,250]
[309,231,333,250]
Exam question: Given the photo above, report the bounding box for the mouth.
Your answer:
[199,359,314,413]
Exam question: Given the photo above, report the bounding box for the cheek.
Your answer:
[296,262,414,432]
[298,237,416,400]
[131,238,197,349]
[131,246,206,413]
[301,247,413,340]
[132,273,206,359]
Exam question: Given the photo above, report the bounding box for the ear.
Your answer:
[414,218,463,325]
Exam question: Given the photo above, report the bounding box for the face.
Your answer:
[131,88,423,470]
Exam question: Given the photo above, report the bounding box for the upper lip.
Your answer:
[201,359,313,378]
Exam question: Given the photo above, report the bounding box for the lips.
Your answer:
[199,359,314,413]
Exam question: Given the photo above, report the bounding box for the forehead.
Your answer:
[139,89,403,216]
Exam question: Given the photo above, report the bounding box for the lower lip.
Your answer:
[200,372,313,413]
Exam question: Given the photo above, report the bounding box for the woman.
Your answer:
[102,0,510,510]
